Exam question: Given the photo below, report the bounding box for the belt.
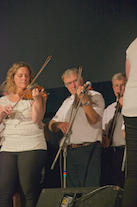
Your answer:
[69,141,99,149]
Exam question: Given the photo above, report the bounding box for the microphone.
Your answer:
[81,81,91,93]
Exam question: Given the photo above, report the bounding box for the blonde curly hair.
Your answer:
[6,62,34,93]
[0,81,9,95]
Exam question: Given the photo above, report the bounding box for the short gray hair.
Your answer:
[61,68,78,82]
[112,73,126,85]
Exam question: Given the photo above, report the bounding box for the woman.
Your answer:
[122,38,137,206]
[0,62,47,207]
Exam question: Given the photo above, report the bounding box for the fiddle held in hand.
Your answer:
[18,84,49,100]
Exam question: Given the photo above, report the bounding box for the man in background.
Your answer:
[101,73,126,188]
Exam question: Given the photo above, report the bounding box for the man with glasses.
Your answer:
[101,73,126,188]
[49,68,105,187]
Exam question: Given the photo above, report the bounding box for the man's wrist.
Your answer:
[82,100,90,106]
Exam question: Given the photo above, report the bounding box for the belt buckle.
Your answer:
[70,144,82,148]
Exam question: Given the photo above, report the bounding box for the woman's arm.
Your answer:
[125,58,130,80]
[31,88,46,123]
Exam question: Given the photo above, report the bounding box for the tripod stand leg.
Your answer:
[63,147,67,188]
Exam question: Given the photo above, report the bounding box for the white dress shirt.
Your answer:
[102,102,125,147]
[52,90,105,144]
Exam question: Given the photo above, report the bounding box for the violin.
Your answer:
[18,84,49,100]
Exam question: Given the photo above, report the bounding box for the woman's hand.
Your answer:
[32,88,44,101]
[0,105,13,122]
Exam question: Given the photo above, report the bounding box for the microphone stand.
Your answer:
[50,91,86,188]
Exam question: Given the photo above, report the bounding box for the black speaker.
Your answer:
[36,185,123,207]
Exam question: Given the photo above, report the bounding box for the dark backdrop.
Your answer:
[0,0,137,87]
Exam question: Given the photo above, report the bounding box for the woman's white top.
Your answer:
[0,123,5,146]
[122,38,137,117]
[0,95,47,152]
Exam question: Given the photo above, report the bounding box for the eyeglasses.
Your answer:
[113,84,125,89]
[65,79,77,87]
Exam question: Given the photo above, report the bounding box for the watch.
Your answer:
[82,100,90,106]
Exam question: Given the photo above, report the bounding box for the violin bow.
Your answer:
[108,85,124,146]
[74,66,83,108]
[28,55,52,87]
[13,55,52,108]
[69,66,83,124]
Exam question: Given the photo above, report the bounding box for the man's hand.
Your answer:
[49,119,70,134]
[119,96,123,107]
[56,122,70,134]
[76,85,90,104]
[102,135,110,148]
